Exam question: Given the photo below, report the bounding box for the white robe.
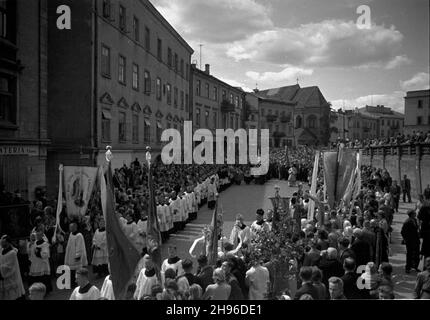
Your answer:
[69,285,101,300]
[91,229,108,266]
[28,240,50,276]
[163,204,173,230]
[161,258,183,285]
[101,275,115,300]
[65,233,88,271]
[169,198,181,223]
[134,268,159,300]
[0,248,25,300]
[179,196,188,222]
[136,220,147,252]
[157,205,167,232]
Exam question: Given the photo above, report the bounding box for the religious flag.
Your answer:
[308,151,320,221]
[208,197,219,266]
[146,163,162,280]
[323,151,337,208]
[52,164,64,243]
[100,163,140,300]
[64,166,98,219]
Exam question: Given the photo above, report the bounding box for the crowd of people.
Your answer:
[1,146,430,300]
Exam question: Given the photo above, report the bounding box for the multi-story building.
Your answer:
[258,84,331,146]
[329,109,349,143]
[345,109,378,141]
[404,90,430,135]
[47,0,193,195]
[245,92,295,148]
[190,64,244,136]
[358,105,404,138]
[0,0,49,201]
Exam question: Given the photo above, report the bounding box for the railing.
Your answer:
[360,143,430,156]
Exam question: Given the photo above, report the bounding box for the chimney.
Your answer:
[205,64,210,75]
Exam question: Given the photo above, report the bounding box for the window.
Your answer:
[417,116,422,125]
[157,38,162,61]
[144,71,151,94]
[132,114,139,143]
[205,111,210,127]
[261,109,265,116]
[118,112,126,142]
[185,64,189,81]
[213,87,218,101]
[185,94,189,112]
[230,94,234,104]
[156,78,162,100]
[132,63,139,90]
[195,108,201,127]
[180,91,184,110]
[0,75,16,124]
[118,55,126,84]
[156,121,163,143]
[145,27,150,51]
[222,90,227,101]
[180,59,184,77]
[101,110,111,141]
[174,53,178,72]
[235,96,239,108]
[196,80,201,96]
[101,45,111,77]
[205,83,210,98]
[144,118,151,143]
[174,87,178,108]
[119,5,126,31]
[102,0,111,18]
[166,83,171,105]
[132,16,139,42]
[418,100,423,109]
[213,112,217,127]
[167,48,172,68]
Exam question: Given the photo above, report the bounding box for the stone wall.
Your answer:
[361,144,430,199]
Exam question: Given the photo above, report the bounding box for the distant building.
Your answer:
[329,110,349,143]
[47,0,193,196]
[245,91,295,148]
[358,105,404,138]
[404,90,430,135]
[345,109,378,141]
[257,85,331,146]
[0,0,49,201]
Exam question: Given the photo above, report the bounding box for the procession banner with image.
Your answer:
[336,148,357,203]
[63,166,98,219]
[308,151,320,221]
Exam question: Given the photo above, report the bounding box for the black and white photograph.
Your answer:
[0,0,429,308]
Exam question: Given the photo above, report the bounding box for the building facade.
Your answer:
[190,64,244,135]
[404,90,430,135]
[47,0,193,196]
[258,85,331,146]
[345,109,378,141]
[0,0,49,201]
[358,105,404,139]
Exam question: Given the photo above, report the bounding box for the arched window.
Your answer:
[296,116,303,129]
[307,115,317,129]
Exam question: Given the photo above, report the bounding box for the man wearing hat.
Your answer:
[69,268,100,300]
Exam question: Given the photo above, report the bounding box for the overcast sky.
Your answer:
[152,0,429,113]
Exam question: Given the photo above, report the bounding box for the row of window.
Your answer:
[416,116,430,126]
[0,74,15,124]
[260,109,292,117]
[194,108,241,130]
[195,80,241,107]
[101,110,185,143]
[101,45,189,110]
[381,119,402,127]
[102,0,189,79]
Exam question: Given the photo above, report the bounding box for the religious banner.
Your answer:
[323,151,337,208]
[308,151,320,221]
[336,148,357,202]
[63,166,98,219]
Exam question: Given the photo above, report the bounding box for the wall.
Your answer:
[361,144,430,199]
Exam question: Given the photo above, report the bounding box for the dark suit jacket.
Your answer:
[341,272,361,299]
[351,239,371,267]
[196,265,214,291]
[401,217,420,245]
[319,259,344,287]
[294,282,318,300]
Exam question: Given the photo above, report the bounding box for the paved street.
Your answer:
[46,179,420,300]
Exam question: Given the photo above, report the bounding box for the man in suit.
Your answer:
[401,175,412,203]
[401,210,421,273]
[338,238,356,265]
[341,258,361,299]
[361,221,376,262]
[351,229,372,268]
[294,266,318,300]
[195,255,214,292]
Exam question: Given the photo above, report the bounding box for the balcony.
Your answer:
[266,114,278,122]
[280,115,292,123]
[220,100,235,113]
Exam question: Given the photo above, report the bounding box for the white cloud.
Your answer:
[152,0,273,43]
[246,66,314,87]
[218,77,253,93]
[400,72,430,91]
[385,55,411,69]
[331,91,405,113]
[227,20,406,69]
